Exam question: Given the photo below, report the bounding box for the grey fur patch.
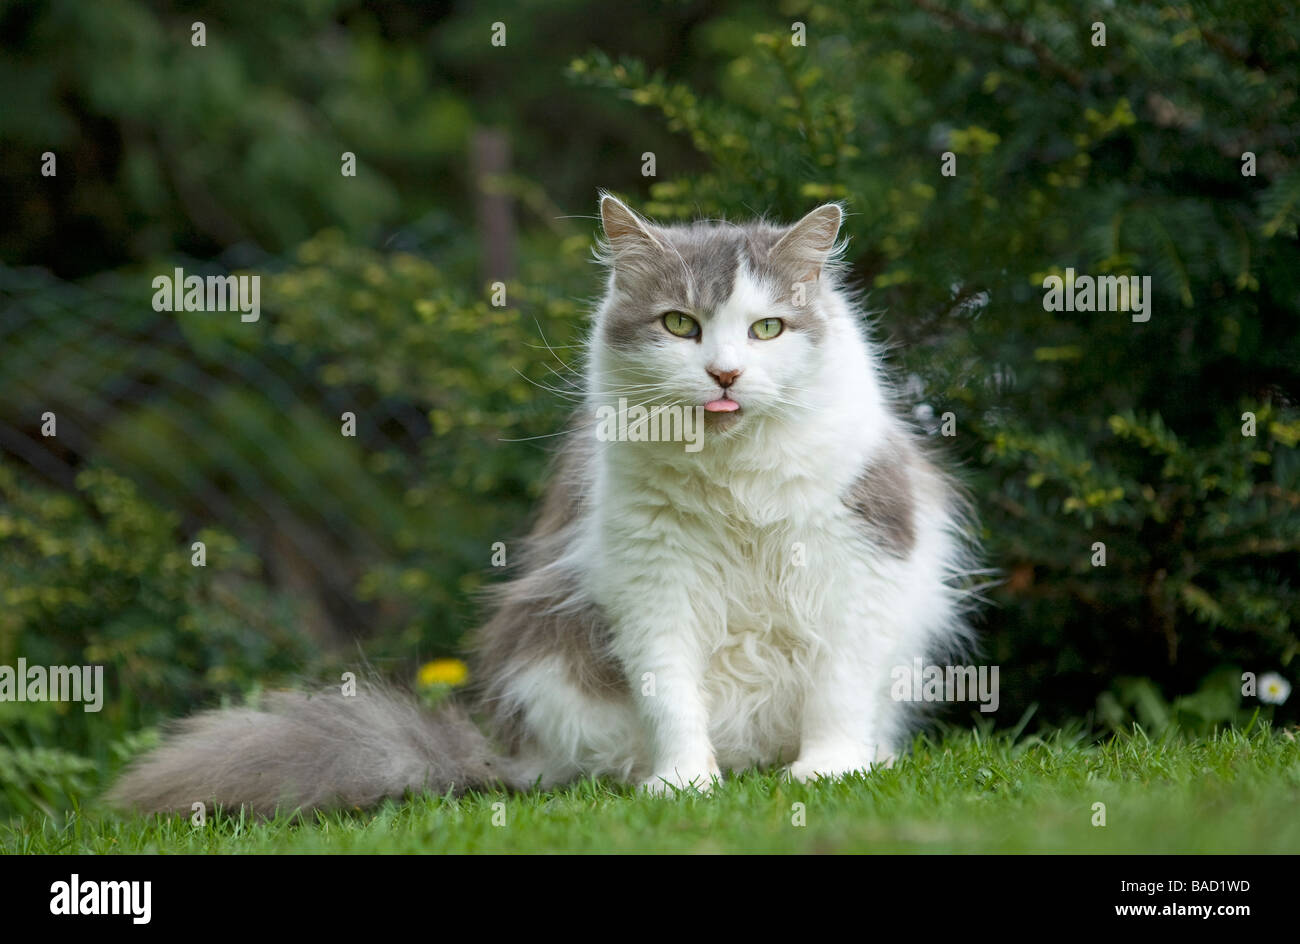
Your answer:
[106,687,512,815]
[474,575,625,712]
[846,443,917,558]
[601,223,745,351]
[674,224,745,312]
[470,427,627,748]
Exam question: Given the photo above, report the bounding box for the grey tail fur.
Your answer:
[106,687,518,816]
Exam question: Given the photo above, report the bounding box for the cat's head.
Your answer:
[591,194,846,434]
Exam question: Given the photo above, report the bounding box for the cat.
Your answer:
[108,194,980,813]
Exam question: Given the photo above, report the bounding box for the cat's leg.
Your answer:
[786,566,911,782]
[618,612,721,794]
[596,577,720,793]
[589,514,720,792]
[788,634,893,782]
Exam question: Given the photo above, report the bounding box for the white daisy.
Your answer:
[1259,672,1291,706]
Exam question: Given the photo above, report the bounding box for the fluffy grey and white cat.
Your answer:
[109,195,979,813]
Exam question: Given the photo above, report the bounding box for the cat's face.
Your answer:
[592,196,844,432]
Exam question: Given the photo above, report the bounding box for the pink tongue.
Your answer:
[704,398,741,413]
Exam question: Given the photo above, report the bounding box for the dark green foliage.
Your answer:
[0,463,312,813]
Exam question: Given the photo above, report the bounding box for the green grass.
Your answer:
[5,726,1299,853]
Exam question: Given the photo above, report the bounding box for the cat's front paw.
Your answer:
[640,758,722,795]
[787,746,894,783]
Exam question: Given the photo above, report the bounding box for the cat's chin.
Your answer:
[703,408,745,433]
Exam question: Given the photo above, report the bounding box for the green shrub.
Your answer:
[0,463,312,816]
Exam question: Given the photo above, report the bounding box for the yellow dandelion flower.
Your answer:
[418,658,468,688]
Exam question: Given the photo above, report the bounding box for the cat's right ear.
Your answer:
[599,193,662,262]
[770,203,844,284]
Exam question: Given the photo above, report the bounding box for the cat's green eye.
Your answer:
[749,317,784,340]
[662,311,700,338]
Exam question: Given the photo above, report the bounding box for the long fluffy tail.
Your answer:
[106,687,514,815]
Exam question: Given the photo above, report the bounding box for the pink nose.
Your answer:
[708,367,742,388]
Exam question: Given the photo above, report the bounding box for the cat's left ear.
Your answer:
[771,203,844,282]
[599,192,663,260]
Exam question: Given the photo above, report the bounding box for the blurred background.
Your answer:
[1,0,1297,818]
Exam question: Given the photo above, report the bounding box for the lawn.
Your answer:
[5,725,1299,854]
